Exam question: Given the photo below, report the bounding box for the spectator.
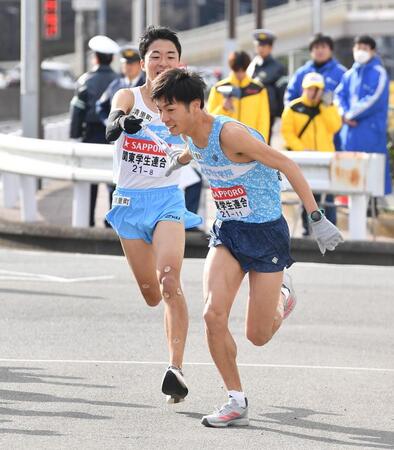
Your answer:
[96,45,145,126]
[336,35,392,198]
[69,35,119,227]
[208,50,270,142]
[281,72,342,235]
[247,29,287,143]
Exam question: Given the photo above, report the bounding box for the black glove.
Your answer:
[119,115,143,135]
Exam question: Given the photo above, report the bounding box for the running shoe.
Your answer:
[282,272,297,319]
[161,365,188,404]
[201,398,249,428]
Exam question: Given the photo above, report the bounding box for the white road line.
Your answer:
[0,270,114,283]
[0,358,392,373]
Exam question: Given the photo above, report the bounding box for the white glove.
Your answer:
[165,148,189,176]
[143,126,189,176]
[310,215,344,255]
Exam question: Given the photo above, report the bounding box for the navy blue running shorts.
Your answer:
[208,215,294,273]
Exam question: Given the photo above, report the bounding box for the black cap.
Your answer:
[253,29,276,45]
[120,46,141,63]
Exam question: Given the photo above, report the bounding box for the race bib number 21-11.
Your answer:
[211,185,252,219]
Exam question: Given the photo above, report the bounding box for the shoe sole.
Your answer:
[166,394,185,404]
[161,370,188,402]
[201,417,249,428]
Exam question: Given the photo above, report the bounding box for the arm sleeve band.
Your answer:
[105,109,126,142]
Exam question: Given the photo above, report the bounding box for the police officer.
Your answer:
[69,35,119,227]
[247,29,287,144]
[96,45,145,126]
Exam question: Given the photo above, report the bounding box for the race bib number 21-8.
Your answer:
[122,136,168,177]
[211,185,252,219]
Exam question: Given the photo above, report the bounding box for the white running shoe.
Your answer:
[201,398,249,428]
[161,366,188,404]
[282,272,297,319]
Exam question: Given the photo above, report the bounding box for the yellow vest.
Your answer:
[207,72,270,142]
[281,95,342,152]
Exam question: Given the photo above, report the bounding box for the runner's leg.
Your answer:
[120,238,162,307]
[203,245,245,391]
[152,220,187,369]
[245,271,284,346]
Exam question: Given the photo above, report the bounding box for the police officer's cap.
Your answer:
[88,35,120,54]
[120,46,141,64]
[253,29,276,45]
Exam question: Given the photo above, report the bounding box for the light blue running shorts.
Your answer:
[106,185,202,243]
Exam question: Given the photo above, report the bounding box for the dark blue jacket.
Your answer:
[69,65,118,143]
[95,73,145,125]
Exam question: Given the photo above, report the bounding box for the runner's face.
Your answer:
[141,40,180,82]
[156,99,194,135]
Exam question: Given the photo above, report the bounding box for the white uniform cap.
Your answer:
[88,35,120,54]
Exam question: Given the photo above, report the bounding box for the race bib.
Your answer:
[121,136,168,177]
[211,185,252,219]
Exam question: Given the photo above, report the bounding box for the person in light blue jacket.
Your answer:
[335,35,391,195]
[285,33,346,106]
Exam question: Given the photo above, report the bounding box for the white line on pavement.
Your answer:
[0,270,114,283]
[0,359,392,373]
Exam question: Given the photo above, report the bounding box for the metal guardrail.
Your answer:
[0,133,386,240]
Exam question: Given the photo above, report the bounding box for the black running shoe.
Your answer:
[161,366,188,404]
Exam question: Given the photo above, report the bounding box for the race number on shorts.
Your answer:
[211,185,252,219]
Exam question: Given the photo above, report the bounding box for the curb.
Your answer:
[1,220,394,266]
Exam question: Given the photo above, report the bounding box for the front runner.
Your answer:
[105,27,201,404]
[151,68,343,427]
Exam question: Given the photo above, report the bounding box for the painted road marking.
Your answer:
[0,359,392,373]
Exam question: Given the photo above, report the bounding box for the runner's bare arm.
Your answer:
[111,88,134,114]
[220,122,319,214]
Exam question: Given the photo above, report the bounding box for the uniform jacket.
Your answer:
[207,72,270,142]
[281,95,342,152]
[285,58,346,105]
[335,55,391,193]
[95,72,145,125]
[247,54,287,118]
[69,65,118,143]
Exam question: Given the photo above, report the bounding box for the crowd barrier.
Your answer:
[0,133,385,239]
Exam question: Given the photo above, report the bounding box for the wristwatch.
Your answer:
[308,209,325,223]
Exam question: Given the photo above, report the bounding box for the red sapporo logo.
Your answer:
[211,185,246,200]
[123,136,167,156]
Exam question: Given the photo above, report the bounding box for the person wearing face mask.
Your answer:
[335,35,392,198]
[281,72,342,236]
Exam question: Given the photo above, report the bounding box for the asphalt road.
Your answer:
[0,249,393,449]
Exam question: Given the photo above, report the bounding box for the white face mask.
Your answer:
[353,49,371,64]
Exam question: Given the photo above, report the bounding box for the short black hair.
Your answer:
[309,33,334,51]
[151,68,206,109]
[96,52,113,66]
[139,26,182,60]
[228,51,251,72]
[354,35,376,50]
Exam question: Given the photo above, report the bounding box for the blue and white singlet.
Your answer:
[187,115,282,223]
